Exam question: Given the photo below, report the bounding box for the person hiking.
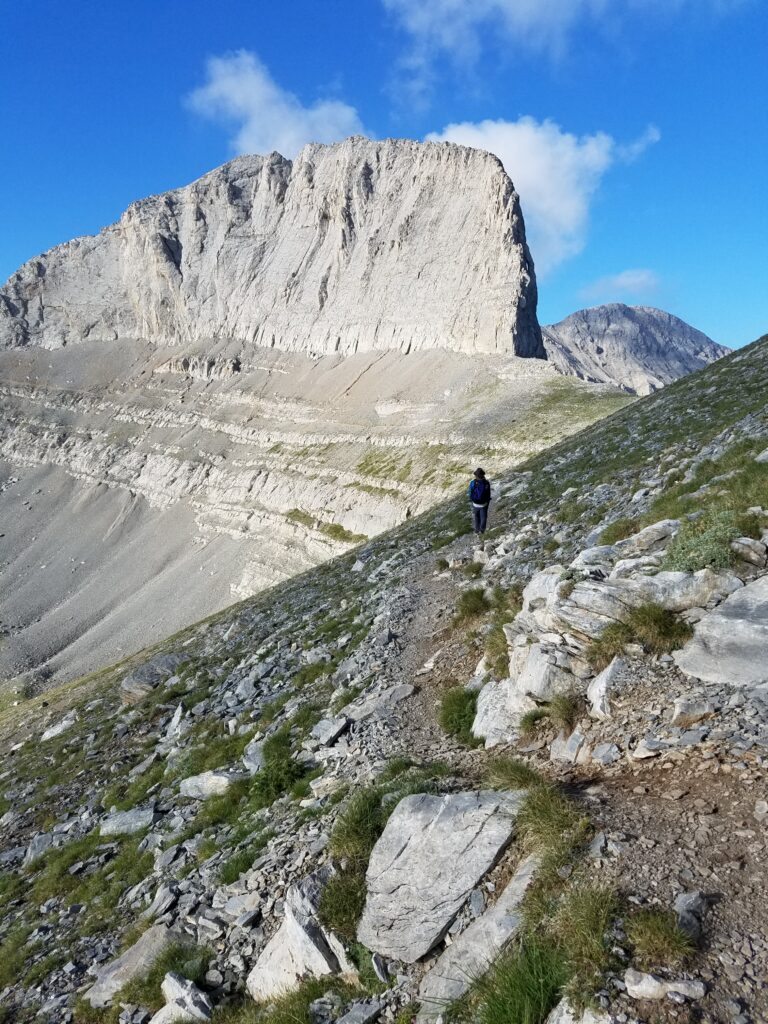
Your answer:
[468,467,491,546]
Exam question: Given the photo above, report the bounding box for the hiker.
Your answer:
[468,467,491,545]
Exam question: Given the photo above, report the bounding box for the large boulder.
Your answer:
[85,924,176,1007]
[100,804,160,836]
[674,574,768,687]
[357,790,523,963]
[417,855,537,1016]
[179,770,244,800]
[246,869,351,1000]
[121,653,186,704]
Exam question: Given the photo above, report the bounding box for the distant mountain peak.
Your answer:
[543,304,728,395]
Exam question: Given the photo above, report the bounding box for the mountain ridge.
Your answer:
[543,302,728,395]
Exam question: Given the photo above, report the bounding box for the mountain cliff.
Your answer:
[0,137,543,359]
[543,304,729,395]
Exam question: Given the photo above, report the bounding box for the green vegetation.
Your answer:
[212,978,356,1024]
[599,517,638,544]
[663,507,762,571]
[219,831,273,885]
[318,787,388,938]
[285,509,367,544]
[454,587,491,623]
[484,623,509,678]
[546,693,582,733]
[625,908,693,968]
[0,925,33,989]
[449,937,569,1024]
[519,708,549,736]
[585,602,693,671]
[438,687,479,747]
[317,870,368,939]
[74,942,207,1023]
[485,756,543,790]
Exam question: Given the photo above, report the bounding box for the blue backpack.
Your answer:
[469,478,490,504]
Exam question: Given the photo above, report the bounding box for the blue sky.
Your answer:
[1,0,766,346]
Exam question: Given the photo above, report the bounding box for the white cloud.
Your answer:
[426,117,660,274]
[384,0,747,101]
[187,50,365,158]
[580,268,662,301]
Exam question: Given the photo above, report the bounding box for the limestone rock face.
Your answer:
[85,924,175,1007]
[674,574,768,687]
[543,304,728,395]
[0,138,543,359]
[357,790,523,962]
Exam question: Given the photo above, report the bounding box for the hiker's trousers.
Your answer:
[472,504,489,534]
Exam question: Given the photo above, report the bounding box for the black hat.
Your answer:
[474,468,485,478]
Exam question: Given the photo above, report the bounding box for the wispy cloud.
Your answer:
[383,0,748,104]
[580,268,662,301]
[186,50,365,158]
[426,117,660,274]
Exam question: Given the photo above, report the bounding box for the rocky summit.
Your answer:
[1,328,767,1024]
[0,138,542,359]
[543,304,729,396]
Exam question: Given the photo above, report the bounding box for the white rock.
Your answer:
[543,306,726,396]
[41,710,78,742]
[624,968,705,1001]
[159,972,213,1021]
[86,925,175,1007]
[179,770,242,800]
[246,870,350,1000]
[544,997,612,1024]
[674,575,768,687]
[357,791,524,962]
[417,855,538,1016]
[1,139,542,359]
[100,805,159,836]
[586,657,625,720]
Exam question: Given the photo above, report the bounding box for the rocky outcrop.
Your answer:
[0,138,543,359]
[357,791,523,962]
[543,304,728,395]
[674,574,768,687]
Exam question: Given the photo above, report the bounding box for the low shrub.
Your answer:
[663,507,756,571]
[438,687,479,746]
[462,561,484,579]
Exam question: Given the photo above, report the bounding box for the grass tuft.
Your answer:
[484,624,510,678]
[454,588,491,623]
[585,602,693,670]
[625,908,693,969]
[519,708,549,736]
[599,518,638,544]
[438,687,480,747]
[485,756,543,790]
